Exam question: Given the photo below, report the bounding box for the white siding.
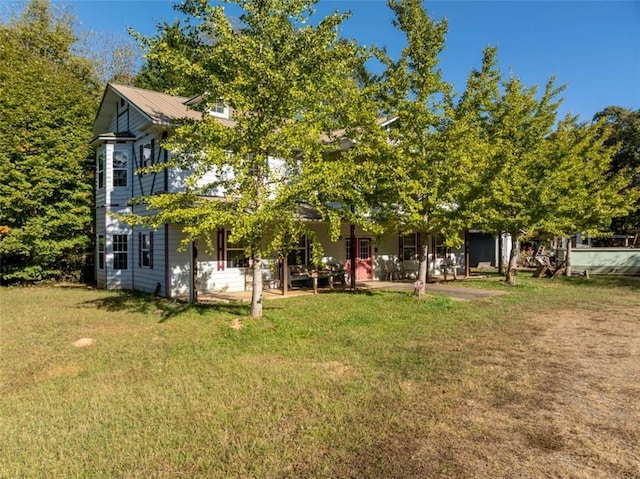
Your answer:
[130,207,167,296]
[168,224,192,297]
[196,236,246,293]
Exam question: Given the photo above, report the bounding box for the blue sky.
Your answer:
[43,1,640,120]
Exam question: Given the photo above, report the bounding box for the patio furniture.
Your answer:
[383,259,400,281]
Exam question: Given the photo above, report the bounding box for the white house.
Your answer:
[91,83,500,298]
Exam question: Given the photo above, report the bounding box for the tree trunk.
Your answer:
[505,231,520,285]
[250,254,263,318]
[418,239,429,298]
[565,238,573,277]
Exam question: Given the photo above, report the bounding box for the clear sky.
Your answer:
[18,0,640,120]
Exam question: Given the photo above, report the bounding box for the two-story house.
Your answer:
[91,83,501,298]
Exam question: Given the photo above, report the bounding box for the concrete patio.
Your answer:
[197,278,506,303]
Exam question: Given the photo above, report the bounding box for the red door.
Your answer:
[345,238,373,281]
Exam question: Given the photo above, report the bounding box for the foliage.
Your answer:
[375,0,464,283]
[540,115,635,238]
[128,0,386,316]
[132,19,205,95]
[459,47,632,283]
[593,106,640,233]
[0,0,99,283]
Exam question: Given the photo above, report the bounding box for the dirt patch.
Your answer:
[407,306,640,478]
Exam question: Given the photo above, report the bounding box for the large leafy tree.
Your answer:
[129,0,385,317]
[593,106,640,234]
[462,47,565,285]
[539,115,635,274]
[0,0,99,283]
[376,0,467,286]
[132,20,205,95]
[464,48,631,283]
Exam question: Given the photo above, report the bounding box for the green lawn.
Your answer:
[1,276,638,478]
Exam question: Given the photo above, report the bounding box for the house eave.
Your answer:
[89,131,137,147]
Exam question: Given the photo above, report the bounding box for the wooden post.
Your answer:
[497,232,504,274]
[464,230,470,278]
[281,255,288,296]
[312,271,318,294]
[350,224,356,290]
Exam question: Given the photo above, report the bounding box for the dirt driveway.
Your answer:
[418,304,640,478]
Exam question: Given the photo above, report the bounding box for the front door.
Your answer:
[346,238,373,281]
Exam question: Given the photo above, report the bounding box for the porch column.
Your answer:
[464,230,471,278]
[350,224,356,290]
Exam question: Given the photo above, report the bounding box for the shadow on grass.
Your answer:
[79,290,249,322]
[562,274,640,292]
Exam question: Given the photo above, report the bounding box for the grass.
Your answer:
[1,275,639,478]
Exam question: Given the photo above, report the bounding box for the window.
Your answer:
[226,231,249,268]
[97,152,105,189]
[287,236,308,265]
[402,233,418,261]
[345,238,352,261]
[141,141,153,169]
[113,150,128,187]
[97,235,105,270]
[210,100,229,118]
[113,234,128,270]
[140,232,153,268]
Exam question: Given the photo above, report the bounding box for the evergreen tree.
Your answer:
[0,0,99,283]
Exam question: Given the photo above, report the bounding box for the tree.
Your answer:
[0,0,99,282]
[539,115,636,275]
[462,48,633,283]
[593,106,640,234]
[376,0,467,288]
[132,20,205,95]
[127,0,385,318]
[461,47,565,285]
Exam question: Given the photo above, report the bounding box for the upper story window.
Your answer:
[141,141,154,169]
[97,152,105,189]
[210,100,229,119]
[113,149,128,187]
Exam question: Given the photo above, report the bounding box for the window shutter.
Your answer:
[139,145,143,168]
[149,231,154,269]
[138,232,142,267]
[398,235,404,261]
[151,139,156,165]
[416,233,421,259]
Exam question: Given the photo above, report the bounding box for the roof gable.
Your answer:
[92,83,205,137]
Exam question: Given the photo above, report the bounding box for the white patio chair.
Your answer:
[384,259,400,281]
